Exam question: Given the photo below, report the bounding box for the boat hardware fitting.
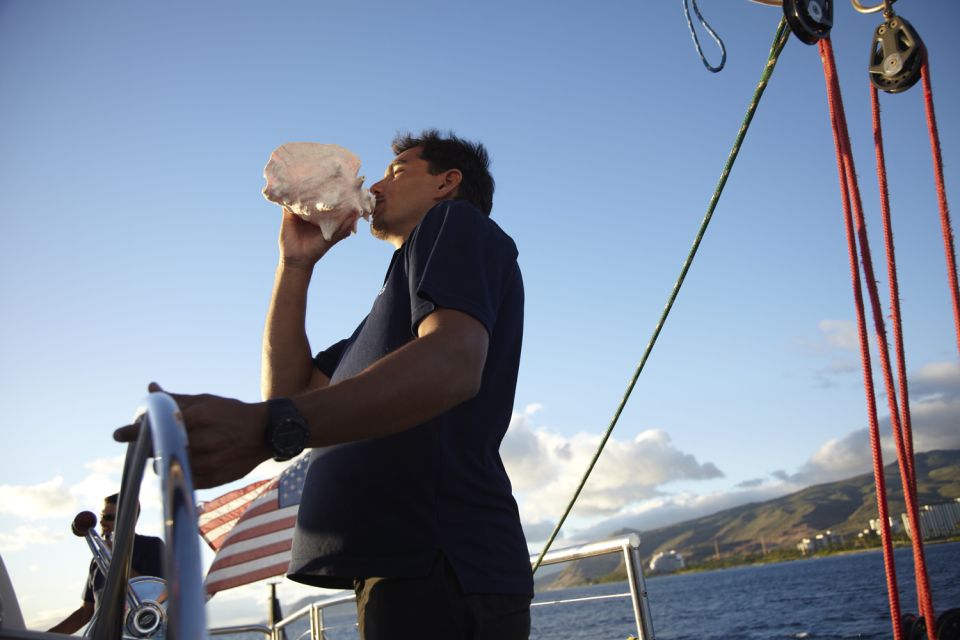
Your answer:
[868,13,924,94]
[783,0,833,44]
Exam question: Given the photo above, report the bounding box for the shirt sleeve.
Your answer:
[405,201,518,336]
[313,338,351,377]
[82,561,96,603]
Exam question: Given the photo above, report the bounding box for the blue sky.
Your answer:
[1,0,958,629]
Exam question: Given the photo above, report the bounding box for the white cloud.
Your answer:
[0,477,74,520]
[818,319,858,351]
[0,525,65,552]
[791,360,960,484]
[501,410,722,524]
[520,360,960,542]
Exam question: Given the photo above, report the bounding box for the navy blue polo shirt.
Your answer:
[83,534,165,604]
[287,200,533,597]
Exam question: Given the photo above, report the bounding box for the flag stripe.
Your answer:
[212,527,294,561]
[198,480,271,521]
[205,558,292,593]
[235,491,283,520]
[219,512,297,546]
[209,539,293,572]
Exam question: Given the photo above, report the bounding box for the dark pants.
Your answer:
[353,555,531,640]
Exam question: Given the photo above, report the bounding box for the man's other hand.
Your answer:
[114,383,270,489]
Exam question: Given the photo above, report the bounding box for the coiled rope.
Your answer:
[532,16,792,574]
[682,0,727,72]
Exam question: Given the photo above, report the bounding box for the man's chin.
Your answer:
[370,218,388,240]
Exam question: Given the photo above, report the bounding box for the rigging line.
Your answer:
[920,61,960,361]
[819,37,936,634]
[531,16,791,575]
[872,58,952,635]
[682,0,728,72]
[821,40,903,640]
[870,85,916,492]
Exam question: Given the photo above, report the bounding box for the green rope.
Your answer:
[531,17,792,574]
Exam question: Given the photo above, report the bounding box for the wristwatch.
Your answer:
[265,398,310,461]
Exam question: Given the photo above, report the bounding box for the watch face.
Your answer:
[272,419,307,459]
[267,398,309,461]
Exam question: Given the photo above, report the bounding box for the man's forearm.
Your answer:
[295,309,488,447]
[48,604,91,634]
[261,261,317,399]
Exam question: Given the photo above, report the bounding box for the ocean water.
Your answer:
[230,542,960,640]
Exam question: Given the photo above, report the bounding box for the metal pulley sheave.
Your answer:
[869,13,925,94]
[783,0,833,44]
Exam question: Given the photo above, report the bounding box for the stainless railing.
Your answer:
[532,534,654,640]
[0,392,208,640]
[209,534,655,640]
[96,391,209,640]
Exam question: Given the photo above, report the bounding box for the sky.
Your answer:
[1,0,959,631]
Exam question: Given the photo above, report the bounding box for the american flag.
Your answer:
[199,455,310,596]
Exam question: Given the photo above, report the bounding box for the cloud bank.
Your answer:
[505,359,960,542]
[501,406,723,538]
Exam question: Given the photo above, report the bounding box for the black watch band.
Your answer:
[265,398,309,462]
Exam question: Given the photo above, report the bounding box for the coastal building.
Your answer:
[797,530,844,554]
[869,516,904,536]
[648,550,685,574]
[901,499,960,540]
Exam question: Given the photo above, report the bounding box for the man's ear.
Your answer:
[436,169,462,199]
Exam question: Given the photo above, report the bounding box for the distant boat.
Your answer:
[649,550,685,575]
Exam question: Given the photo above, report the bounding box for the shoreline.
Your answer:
[545,537,960,589]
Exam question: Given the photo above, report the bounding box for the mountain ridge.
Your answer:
[540,449,960,589]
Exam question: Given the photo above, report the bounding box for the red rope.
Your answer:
[870,80,926,624]
[921,61,960,358]
[870,85,917,493]
[819,38,938,636]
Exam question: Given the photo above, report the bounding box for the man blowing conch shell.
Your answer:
[117,130,534,640]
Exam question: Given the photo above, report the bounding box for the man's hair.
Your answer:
[104,493,140,516]
[392,129,495,216]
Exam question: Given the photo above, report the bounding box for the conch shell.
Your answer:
[262,142,375,240]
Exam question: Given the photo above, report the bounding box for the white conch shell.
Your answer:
[262,142,375,240]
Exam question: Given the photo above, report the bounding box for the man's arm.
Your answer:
[47,602,93,635]
[261,261,325,399]
[119,308,488,489]
[260,209,350,399]
[298,307,488,445]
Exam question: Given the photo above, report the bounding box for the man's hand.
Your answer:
[279,207,355,268]
[114,383,271,489]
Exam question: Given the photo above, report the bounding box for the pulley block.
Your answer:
[783,0,833,45]
[869,15,925,94]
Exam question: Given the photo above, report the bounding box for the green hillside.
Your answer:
[541,449,960,588]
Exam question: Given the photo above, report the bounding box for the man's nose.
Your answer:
[370,179,384,195]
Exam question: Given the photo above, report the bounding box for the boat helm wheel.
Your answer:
[869,15,925,94]
[783,0,833,44]
[126,600,164,638]
[935,608,960,640]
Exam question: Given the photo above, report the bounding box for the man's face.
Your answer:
[369,147,450,245]
[100,502,117,539]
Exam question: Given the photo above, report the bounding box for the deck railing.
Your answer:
[209,534,655,640]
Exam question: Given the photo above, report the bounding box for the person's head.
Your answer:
[369,130,494,246]
[100,493,140,539]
